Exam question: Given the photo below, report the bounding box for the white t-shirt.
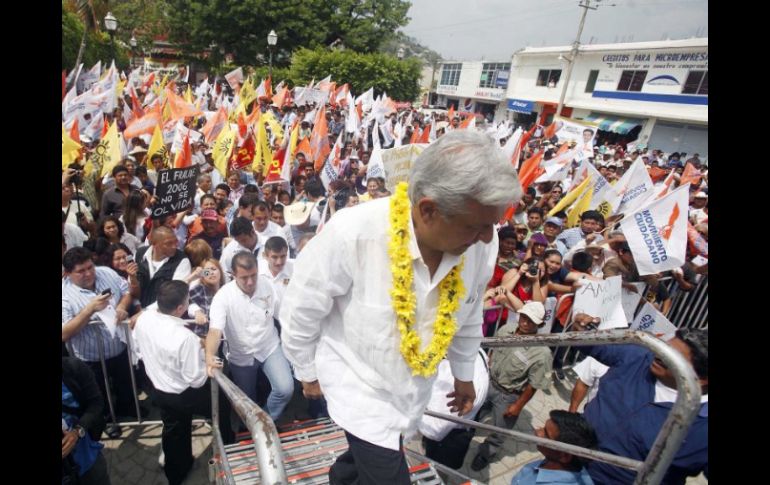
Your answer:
[573,356,609,407]
[63,223,88,249]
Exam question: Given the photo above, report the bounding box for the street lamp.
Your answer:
[129,35,138,68]
[397,47,405,60]
[267,30,277,79]
[104,12,118,63]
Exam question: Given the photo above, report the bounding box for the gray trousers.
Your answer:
[476,384,521,459]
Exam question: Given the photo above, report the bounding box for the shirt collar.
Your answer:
[532,461,592,483]
[653,379,708,417]
[406,203,462,268]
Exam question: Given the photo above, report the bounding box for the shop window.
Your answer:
[682,71,708,95]
[439,64,462,86]
[537,69,562,87]
[617,70,647,92]
[585,70,599,93]
[479,63,511,88]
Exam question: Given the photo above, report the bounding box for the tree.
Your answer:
[289,48,421,101]
[62,7,131,73]
[164,0,411,69]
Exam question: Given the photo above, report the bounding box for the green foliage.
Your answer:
[164,0,411,69]
[289,48,421,101]
[62,8,131,71]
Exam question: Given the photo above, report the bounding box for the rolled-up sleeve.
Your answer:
[279,217,353,382]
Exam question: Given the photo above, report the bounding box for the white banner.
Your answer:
[538,296,559,335]
[621,282,645,324]
[614,159,655,215]
[382,144,429,192]
[619,183,690,276]
[171,121,202,154]
[555,118,597,160]
[630,301,677,341]
[572,276,627,329]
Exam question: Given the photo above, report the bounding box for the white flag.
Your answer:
[501,127,523,165]
[614,159,655,215]
[630,301,677,341]
[619,183,691,276]
[171,121,203,153]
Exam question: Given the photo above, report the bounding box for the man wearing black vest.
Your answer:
[135,226,192,308]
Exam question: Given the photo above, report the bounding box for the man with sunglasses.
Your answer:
[572,314,708,484]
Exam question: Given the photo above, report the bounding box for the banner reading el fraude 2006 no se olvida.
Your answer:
[151,166,200,219]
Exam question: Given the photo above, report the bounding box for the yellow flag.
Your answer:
[212,123,235,178]
[566,177,593,228]
[97,122,123,177]
[62,125,82,170]
[147,124,169,167]
[255,120,273,175]
[185,84,193,104]
[116,79,126,100]
[240,77,257,108]
[261,110,284,141]
[547,175,593,217]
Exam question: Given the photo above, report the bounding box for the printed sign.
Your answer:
[382,144,429,192]
[630,301,677,341]
[151,166,200,219]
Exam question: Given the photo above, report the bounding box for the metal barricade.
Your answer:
[209,368,287,484]
[465,329,703,485]
[482,304,505,336]
[639,275,708,330]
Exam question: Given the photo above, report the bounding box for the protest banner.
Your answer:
[537,296,559,335]
[382,143,429,191]
[621,282,645,324]
[554,117,598,161]
[151,166,200,219]
[571,276,627,329]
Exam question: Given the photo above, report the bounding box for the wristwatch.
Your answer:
[75,425,86,439]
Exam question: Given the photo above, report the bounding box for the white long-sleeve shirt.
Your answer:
[133,309,207,394]
[279,197,497,450]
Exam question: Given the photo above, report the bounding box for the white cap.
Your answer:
[284,201,317,225]
[519,301,545,325]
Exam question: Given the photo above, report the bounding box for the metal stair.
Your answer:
[221,417,444,484]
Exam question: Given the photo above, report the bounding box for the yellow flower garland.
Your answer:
[388,182,466,377]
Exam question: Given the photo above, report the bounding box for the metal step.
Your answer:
[220,418,444,484]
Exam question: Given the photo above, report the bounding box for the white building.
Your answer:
[432,38,708,157]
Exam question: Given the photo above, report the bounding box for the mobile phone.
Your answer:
[101,289,112,296]
[125,254,134,263]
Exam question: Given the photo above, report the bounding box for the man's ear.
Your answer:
[416,197,440,225]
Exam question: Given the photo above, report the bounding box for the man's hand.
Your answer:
[573,313,600,330]
[62,430,79,458]
[87,294,111,314]
[115,308,129,326]
[503,402,522,418]
[206,355,223,377]
[126,262,139,277]
[194,310,208,326]
[128,311,142,330]
[301,380,324,400]
[446,379,475,416]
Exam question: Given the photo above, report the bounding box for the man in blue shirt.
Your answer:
[510,410,596,484]
[572,315,708,484]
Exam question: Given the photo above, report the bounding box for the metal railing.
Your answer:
[467,329,703,485]
[209,368,287,484]
[662,275,708,330]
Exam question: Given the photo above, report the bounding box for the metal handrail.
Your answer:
[403,448,482,484]
[210,368,287,484]
[477,329,702,485]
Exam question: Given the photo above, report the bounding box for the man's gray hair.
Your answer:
[408,130,520,216]
[197,173,212,184]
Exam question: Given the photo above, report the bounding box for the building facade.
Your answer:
[432,38,708,157]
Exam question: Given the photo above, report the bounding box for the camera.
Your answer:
[202,269,212,277]
[528,261,539,276]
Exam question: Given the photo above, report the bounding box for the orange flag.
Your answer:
[272,87,289,108]
[543,121,558,140]
[310,107,331,170]
[447,105,455,121]
[129,85,144,119]
[556,143,569,155]
[202,106,228,143]
[101,118,109,139]
[69,119,80,144]
[409,128,421,144]
[245,103,261,127]
[680,162,703,186]
[166,88,203,120]
[418,124,431,144]
[295,137,311,160]
[356,100,363,122]
[648,165,668,183]
[174,134,192,168]
[123,104,161,139]
[237,112,249,139]
[518,150,545,191]
[460,116,476,130]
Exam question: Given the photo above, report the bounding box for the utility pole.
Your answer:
[556,0,598,118]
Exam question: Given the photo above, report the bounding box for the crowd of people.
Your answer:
[62,68,708,485]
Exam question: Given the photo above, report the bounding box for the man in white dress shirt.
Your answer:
[259,236,294,320]
[220,216,260,281]
[205,252,294,421]
[133,281,233,485]
[253,200,287,248]
[280,130,521,484]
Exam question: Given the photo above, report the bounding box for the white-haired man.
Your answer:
[280,130,521,484]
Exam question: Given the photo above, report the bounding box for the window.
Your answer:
[617,70,647,92]
[682,71,708,95]
[536,69,562,87]
[585,70,599,93]
[479,63,511,88]
[439,64,462,86]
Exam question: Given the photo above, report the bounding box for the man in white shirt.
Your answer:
[205,252,294,421]
[259,236,294,320]
[279,130,520,484]
[135,227,192,308]
[133,281,233,485]
[220,216,260,282]
[253,201,287,249]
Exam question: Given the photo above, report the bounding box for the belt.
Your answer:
[490,378,522,396]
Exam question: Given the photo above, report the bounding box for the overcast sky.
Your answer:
[402,0,708,61]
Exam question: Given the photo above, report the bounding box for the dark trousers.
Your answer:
[85,348,136,417]
[423,428,475,469]
[79,453,112,485]
[151,381,235,485]
[329,431,410,485]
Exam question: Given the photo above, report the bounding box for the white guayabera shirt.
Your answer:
[280,197,498,450]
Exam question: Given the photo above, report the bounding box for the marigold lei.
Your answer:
[388,181,465,377]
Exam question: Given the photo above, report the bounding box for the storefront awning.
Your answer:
[584,113,644,135]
